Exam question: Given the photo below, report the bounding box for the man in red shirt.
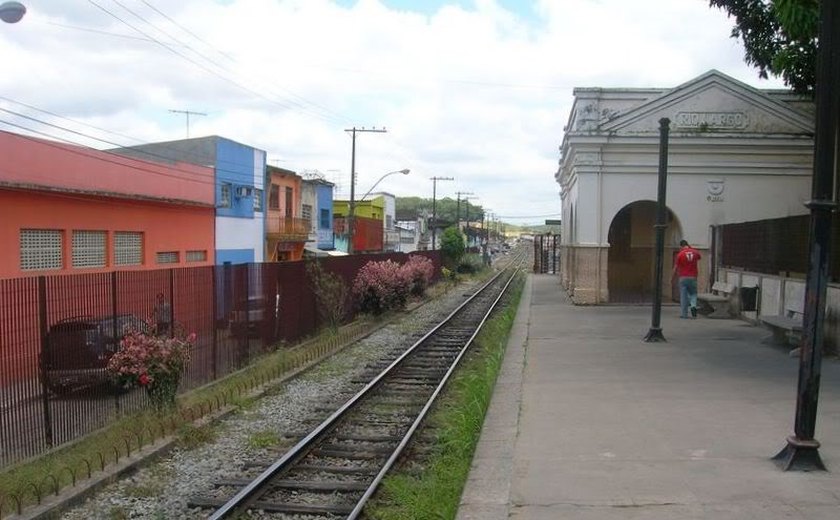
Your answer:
[673,240,701,318]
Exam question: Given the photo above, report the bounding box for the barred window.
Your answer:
[72,230,106,268]
[220,183,232,208]
[20,229,63,271]
[302,204,312,220]
[186,250,207,262]
[269,185,280,209]
[156,251,179,264]
[253,189,264,212]
[114,231,143,266]
[320,209,330,229]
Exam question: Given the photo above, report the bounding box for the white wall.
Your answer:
[217,216,264,262]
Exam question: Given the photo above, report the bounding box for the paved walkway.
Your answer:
[457,274,840,519]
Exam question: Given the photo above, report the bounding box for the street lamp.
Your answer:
[359,169,410,201]
[0,1,26,23]
[348,169,410,254]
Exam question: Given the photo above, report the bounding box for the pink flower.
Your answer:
[138,373,150,386]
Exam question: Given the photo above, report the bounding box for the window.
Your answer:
[72,230,106,268]
[156,251,179,264]
[220,183,232,208]
[269,185,280,209]
[20,229,63,271]
[253,189,263,212]
[386,215,393,230]
[186,250,207,262]
[320,209,330,229]
[285,187,293,217]
[114,231,143,266]
[302,204,312,220]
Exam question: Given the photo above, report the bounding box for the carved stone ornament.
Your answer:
[707,179,725,202]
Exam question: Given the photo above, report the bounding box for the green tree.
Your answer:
[440,226,466,268]
[710,0,819,94]
[396,197,484,224]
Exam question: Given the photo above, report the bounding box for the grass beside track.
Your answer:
[366,272,524,520]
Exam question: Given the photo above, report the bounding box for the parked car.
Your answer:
[41,314,149,395]
[229,296,266,338]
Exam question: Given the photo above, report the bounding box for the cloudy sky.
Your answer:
[1,0,787,225]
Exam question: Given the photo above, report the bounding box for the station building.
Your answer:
[555,70,814,304]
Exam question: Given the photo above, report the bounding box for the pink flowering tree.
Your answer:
[106,322,194,410]
[401,255,435,297]
[352,259,411,315]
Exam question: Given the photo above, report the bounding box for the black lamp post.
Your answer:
[643,118,671,343]
[772,0,839,472]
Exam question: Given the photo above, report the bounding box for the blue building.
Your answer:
[113,136,267,265]
[301,176,338,256]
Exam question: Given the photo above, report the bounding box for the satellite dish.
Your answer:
[0,1,26,23]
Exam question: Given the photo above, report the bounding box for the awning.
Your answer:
[303,245,348,258]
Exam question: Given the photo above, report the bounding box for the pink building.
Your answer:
[0,130,216,279]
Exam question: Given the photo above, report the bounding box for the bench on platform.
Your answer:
[697,281,736,318]
[760,300,804,347]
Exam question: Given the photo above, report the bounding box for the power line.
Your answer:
[85,0,345,126]
[0,121,215,187]
[106,0,350,126]
[0,97,271,177]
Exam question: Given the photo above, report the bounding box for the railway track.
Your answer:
[190,255,525,519]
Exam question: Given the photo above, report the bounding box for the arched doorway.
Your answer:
[607,201,682,303]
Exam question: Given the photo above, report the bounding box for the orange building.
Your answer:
[0,130,215,279]
[266,166,308,261]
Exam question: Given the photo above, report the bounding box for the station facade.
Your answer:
[555,70,815,304]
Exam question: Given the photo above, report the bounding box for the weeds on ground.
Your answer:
[247,430,282,450]
[366,275,523,520]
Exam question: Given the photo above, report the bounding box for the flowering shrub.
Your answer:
[352,259,411,315]
[106,322,194,410]
[401,255,435,297]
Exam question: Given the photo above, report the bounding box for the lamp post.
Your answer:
[0,1,26,23]
[430,176,454,250]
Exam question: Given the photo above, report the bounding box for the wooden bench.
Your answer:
[697,281,735,318]
[760,300,804,347]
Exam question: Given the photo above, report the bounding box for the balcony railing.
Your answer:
[267,216,311,238]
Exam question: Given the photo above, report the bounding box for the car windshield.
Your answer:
[99,315,148,341]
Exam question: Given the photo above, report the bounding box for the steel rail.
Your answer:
[347,256,525,519]
[208,258,524,519]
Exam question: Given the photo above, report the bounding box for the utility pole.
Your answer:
[455,191,473,230]
[464,196,478,247]
[169,109,207,138]
[430,176,454,250]
[345,126,387,254]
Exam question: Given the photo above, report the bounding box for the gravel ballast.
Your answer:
[59,282,482,520]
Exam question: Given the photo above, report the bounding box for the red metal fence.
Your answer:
[0,251,440,468]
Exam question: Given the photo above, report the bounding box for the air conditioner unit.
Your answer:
[235,185,254,198]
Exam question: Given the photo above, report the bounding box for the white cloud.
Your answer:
[0,0,787,225]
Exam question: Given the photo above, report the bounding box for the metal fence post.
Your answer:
[169,268,175,338]
[37,276,53,448]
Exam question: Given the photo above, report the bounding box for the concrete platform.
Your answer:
[457,274,840,520]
